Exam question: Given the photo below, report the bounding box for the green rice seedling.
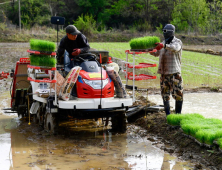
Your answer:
[203,129,218,145]
[181,116,222,137]
[195,129,207,144]
[180,118,206,135]
[45,56,57,67]
[217,138,222,150]
[38,55,46,67]
[29,55,40,66]
[182,113,205,121]
[167,113,204,126]
[204,118,222,125]
[30,39,56,52]
[38,55,57,67]
[180,123,192,135]
[167,114,186,126]
[189,124,214,137]
[29,39,57,67]
[129,36,160,49]
[194,128,222,145]
[215,130,222,140]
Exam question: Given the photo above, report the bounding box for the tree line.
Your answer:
[4,0,222,35]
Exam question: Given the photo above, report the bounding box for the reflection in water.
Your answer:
[149,93,222,119]
[0,133,11,170]
[0,119,197,170]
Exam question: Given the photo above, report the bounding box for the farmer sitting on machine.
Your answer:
[57,25,91,74]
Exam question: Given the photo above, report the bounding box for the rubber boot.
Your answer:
[175,100,183,114]
[163,101,170,116]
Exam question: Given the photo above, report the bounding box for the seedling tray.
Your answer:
[130,48,153,52]
[126,63,157,69]
[126,73,156,81]
[27,49,56,56]
[27,65,56,70]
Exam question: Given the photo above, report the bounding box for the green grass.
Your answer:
[30,39,56,52]
[90,42,222,88]
[129,36,160,49]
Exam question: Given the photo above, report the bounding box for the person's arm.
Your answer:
[77,34,90,53]
[149,50,160,57]
[165,39,182,52]
[149,42,164,57]
[57,37,65,62]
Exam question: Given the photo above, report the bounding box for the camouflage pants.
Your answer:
[160,73,183,101]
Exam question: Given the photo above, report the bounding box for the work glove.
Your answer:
[155,43,164,50]
[72,48,81,56]
[148,49,157,53]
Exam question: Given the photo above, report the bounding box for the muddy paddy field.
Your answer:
[0,43,222,169]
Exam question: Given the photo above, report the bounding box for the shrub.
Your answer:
[0,23,7,31]
[74,14,97,36]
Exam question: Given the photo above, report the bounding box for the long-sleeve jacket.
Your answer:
[151,37,182,75]
[57,33,90,60]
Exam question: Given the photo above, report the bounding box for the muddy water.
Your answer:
[0,92,200,170]
[148,92,222,119]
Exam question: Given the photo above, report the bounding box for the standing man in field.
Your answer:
[149,24,183,116]
[57,24,90,72]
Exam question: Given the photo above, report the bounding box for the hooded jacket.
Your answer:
[57,33,90,61]
[152,36,182,75]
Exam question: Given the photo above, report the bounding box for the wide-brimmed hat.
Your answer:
[66,25,80,35]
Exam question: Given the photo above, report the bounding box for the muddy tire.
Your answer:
[32,114,39,124]
[44,112,58,134]
[37,104,45,128]
[111,111,127,133]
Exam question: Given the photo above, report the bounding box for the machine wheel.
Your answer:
[36,104,45,128]
[111,111,127,133]
[32,114,39,124]
[44,112,58,134]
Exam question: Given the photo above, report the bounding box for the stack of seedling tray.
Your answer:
[129,36,160,52]
[167,114,222,150]
[28,39,56,68]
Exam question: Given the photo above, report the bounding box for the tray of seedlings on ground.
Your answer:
[167,113,222,149]
[129,36,160,52]
[28,39,56,68]
[215,138,222,152]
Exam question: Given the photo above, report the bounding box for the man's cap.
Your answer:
[66,25,80,35]
[163,24,175,32]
